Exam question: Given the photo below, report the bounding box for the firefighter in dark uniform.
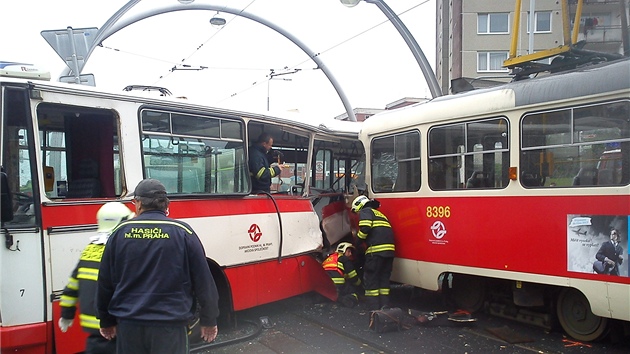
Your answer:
[59,202,134,354]
[323,242,362,308]
[249,132,282,193]
[351,195,395,311]
[96,179,220,354]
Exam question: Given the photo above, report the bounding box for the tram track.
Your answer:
[290,311,394,354]
[190,290,629,354]
[190,319,263,353]
[194,312,394,354]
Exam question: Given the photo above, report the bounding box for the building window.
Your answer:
[478,13,509,34]
[477,52,509,72]
[527,11,552,33]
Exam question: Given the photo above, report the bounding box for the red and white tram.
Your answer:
[357,58,630,341]
[0,65,363,353]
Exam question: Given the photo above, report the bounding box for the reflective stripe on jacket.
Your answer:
[357,207,395,257]
[59,243,105,334]
[322,252,361,286]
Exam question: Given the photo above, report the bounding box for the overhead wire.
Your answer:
[98,44,271,74]
[153,0,260,83]
[213,0,430,105]
[97,1,269,81]
[97,0,430,105]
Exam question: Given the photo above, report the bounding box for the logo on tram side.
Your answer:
[238,223,274,254]
[430,220,449,245]
[248,223,262,242]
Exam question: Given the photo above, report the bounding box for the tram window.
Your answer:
[371,131,420,193]
[1,88,37,226]
[313,149,333,190]
[429,117,509,190]
[520,100,630,187]
[35,103,120,199]
[172,114,220,138]
[310,138,363,193]
[141,110,248,195]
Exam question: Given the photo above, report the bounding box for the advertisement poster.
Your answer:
[567,214,628,277]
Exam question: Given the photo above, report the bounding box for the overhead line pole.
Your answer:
[364,0,442,98]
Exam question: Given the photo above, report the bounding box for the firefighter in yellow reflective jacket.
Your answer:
[59,202,134,354]
[323,242,362,308]
[351,196,395,311]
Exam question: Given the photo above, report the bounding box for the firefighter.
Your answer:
[58,202,134,354]
[351,195,396,311]
[323,242,362,308]
[249,132,283,193]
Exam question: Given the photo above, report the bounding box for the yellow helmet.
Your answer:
[351,195,370,213]
[336,242,355,254]
[96,202,134,233]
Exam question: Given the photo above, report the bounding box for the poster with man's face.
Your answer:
[567,214,628,277]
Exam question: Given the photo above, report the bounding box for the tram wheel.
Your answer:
[556,287,608,342]
[447,274,486,312]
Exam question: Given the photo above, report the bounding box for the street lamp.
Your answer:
[210,12,226,27]
[339,0,442,97]
[178,0,195,4]
[340,0,361,7]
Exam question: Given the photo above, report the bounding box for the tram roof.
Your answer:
[361,58,630,135]
[0,75,361,138]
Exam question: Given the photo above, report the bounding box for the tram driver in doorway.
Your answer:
[249,132,283,193]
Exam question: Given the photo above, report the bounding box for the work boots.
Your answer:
[340,294,359,308]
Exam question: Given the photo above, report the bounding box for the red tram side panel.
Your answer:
[382,195,629,282]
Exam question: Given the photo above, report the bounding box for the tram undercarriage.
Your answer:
[441,273,628,342]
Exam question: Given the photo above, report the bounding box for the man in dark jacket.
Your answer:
[97,179,219,353]
[59,202,134,354]
[249,132,282,193]
[351,196,395,311]
[595,228,624,276]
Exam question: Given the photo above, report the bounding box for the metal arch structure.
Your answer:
[65,2,357,121]
[365,0,442,98]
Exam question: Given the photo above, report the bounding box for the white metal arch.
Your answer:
[67,2,357,121]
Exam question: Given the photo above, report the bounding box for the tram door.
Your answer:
[0,86,46,329]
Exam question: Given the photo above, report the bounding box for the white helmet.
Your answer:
[336,242,355,254]
[97,202,134,233]
[351,195,370,213]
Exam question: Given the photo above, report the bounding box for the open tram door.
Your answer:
[1,83,51,353]
[246,119,364,300]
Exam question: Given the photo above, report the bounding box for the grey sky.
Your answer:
[2,0,436,119]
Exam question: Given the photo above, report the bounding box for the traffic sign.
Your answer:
[41,27,98,75]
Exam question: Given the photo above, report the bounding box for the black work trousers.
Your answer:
[85,333,116,354]
[363,254,394,310]
[116,322,189,354]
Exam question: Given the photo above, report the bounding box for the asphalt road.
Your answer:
[191,285,630,354]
